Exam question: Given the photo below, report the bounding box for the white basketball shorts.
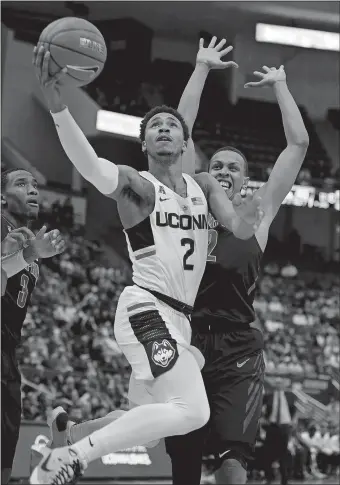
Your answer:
[114,285,204,381]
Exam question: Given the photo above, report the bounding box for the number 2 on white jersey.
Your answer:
[181,238,195,271]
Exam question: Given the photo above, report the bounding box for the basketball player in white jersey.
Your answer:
[30,45,263,484]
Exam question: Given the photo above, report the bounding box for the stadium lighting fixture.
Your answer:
[96,110,142,139]
[256,23,340,52]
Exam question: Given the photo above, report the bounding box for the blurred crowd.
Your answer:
[19,203,131,422]
[255,262,339,376]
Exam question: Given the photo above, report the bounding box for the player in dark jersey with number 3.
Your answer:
[1,168,65,484]
[165,37,309,484]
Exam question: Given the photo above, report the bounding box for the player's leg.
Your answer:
[165,426,207,485]
[164,329,209,485]
[72,349,209,462]
[1,380,22,485]
[66,373,159,448]
[30,349,210,484]
[50,408,126,447]
[30,291,209,483]
[210,342,265,485]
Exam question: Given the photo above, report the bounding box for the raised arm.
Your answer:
[245,66,309,223]
[178,37,238,176]
[32,46,147,201]
[194,172,263,239]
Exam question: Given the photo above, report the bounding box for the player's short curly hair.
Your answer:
[139,105,190,143]
[1,168,27,191]
[210,146,248,176]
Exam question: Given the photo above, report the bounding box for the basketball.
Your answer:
[38,17,107,87]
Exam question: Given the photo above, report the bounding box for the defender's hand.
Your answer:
[232,194,264,231]
[32,45,67,112]
[196,36,239,70]
[1,227,35,256]
[244,65,286,88]
[27,226,66,259]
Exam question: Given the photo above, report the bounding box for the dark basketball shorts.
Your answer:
[165,322,265,462]
[1,379,22,470]
[1,348,22,470]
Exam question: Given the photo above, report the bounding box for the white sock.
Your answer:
[69,410,125,444]
[72,402,189,463]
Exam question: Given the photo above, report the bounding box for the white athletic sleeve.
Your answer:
[51,108,119,195]
[1,250,28,278]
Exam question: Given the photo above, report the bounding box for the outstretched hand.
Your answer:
[196,36,239,70]
[32,45,67,111]
[27,226,66,259]
[32,45,68,89]
[232,193,264,232]
[244,65,286,89]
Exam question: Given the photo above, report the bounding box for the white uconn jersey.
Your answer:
[124,172,209,306]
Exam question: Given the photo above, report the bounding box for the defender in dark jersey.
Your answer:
[1,168,65,484]
[165,37,309,484]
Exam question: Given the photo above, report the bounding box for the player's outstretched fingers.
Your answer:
[36,225,47,239]
[253,71,265,78]
[36,45,45,70]
[45,67,67,88]
[32,46,38,66]
[221,60,239,69]
[52,235,63,247]
[219,45,233,57]
[208,36,217,48]
[199,38,204,49]
[55,240,66,254]
[215,38,227,51]
[41,51,51,86]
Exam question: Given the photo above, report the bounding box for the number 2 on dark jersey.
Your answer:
[207,229,218,262]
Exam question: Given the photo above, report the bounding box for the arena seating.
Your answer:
[85,66,334,185]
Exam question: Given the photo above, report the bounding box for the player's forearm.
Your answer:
[273,81,309,147]
[177,63,210,133]
[51,108,119,194]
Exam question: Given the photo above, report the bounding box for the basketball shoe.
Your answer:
[48,407,75,448]
[29,445,87,484]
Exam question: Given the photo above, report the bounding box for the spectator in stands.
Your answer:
[299,423,326,478]
[262,378,297,485]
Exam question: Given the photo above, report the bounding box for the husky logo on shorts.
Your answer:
[151,339,176,367]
